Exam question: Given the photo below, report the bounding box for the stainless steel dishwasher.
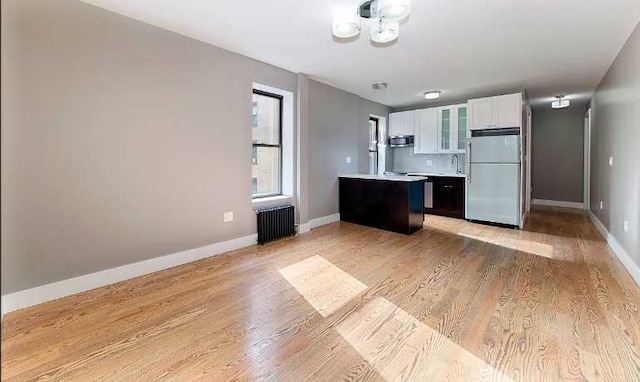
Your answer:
[407,173,432,209]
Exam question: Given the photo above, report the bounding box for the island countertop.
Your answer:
[338,174,428,182]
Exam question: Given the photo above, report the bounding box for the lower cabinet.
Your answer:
[426,176,465,219]
[339,177,425,235]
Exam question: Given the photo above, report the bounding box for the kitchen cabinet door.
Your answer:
[456,105,468,151]
[431,177,465,219]
[469,93,522,130]
[414,108,438,154]
[438,106,453,152]
[389,111,415,136]
[469,97,495,130]
[495,93,522,128]
[438,105,467,153]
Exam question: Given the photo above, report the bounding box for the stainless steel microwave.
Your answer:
[388,135,414,147]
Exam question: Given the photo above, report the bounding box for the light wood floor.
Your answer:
[2,210,640,381]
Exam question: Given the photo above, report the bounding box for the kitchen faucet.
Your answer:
[451,154,461,174]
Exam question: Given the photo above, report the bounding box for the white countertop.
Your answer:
[406,172,467,178]
[339,174,429,182]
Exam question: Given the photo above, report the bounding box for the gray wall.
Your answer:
[1,0,389,295]
[308,80,389,220]
[590,22,640,268]
[1,0,301,294]
[357,97,391,174]
[532,106,585,203]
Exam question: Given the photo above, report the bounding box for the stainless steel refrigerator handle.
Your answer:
[467,140,472,183]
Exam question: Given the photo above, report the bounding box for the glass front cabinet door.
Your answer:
[456,105,468,151]
[438,104,467,153]
[439,107,452,151]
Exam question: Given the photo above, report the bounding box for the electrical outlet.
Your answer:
[624,220,629,233]
[600,201,604,210]
[426,160,433,166]
[223,211,234,223]
[346,156,351,164]
[608,156,614,166]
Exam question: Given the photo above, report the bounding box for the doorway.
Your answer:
[584,108,591,210]
[525,106,532,214]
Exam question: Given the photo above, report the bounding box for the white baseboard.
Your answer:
[297,223,311,234]
[589,211,640,287]
[1,234,257,316]
[309,213,340,229]
[532,199,585,209]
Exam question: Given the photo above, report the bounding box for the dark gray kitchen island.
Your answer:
[338,174,427,235]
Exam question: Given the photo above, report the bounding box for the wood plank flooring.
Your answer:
[2,210,640,381]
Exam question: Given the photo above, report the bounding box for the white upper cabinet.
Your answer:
[438,106,453,152]
[455,105,468,151]
[468,97,495,130]
[414,108,438,154]
[437,104,467,153]
[469,93,522,130]
[389,111,415,136]
[389,105,467,155]
[495,94,522,128]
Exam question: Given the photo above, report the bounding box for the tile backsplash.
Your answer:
[391,147,466,174]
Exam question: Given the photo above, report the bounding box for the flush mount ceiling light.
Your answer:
[551,95,570,109]
[332,0,411,44]
[424,90,441,100]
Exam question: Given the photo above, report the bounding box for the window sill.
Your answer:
[252,195,293,209]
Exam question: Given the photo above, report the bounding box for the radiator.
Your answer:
[256,205,295,245]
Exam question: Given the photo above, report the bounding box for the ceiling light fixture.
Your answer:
[377,0,411,20]
[551,95,570,109]
[372,82,388,103]
[371,19,400,43]
[372,82,388,90]
[332,0,411,44]
[332,7,361,38]
[424,91,441,100]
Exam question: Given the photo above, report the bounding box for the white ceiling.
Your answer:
[81,0,640,109]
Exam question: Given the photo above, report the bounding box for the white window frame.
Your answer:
[251,83,294,208]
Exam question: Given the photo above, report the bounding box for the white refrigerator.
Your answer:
[466,128,521,226]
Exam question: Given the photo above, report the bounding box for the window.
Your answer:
[369,117,379,152]
[369,117,379,175]
[252,90,282,198]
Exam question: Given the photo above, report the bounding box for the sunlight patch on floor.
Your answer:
[459,232,555,259]
[278,255,367,317]
[425,216,555,259]
[336,297,513,381]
